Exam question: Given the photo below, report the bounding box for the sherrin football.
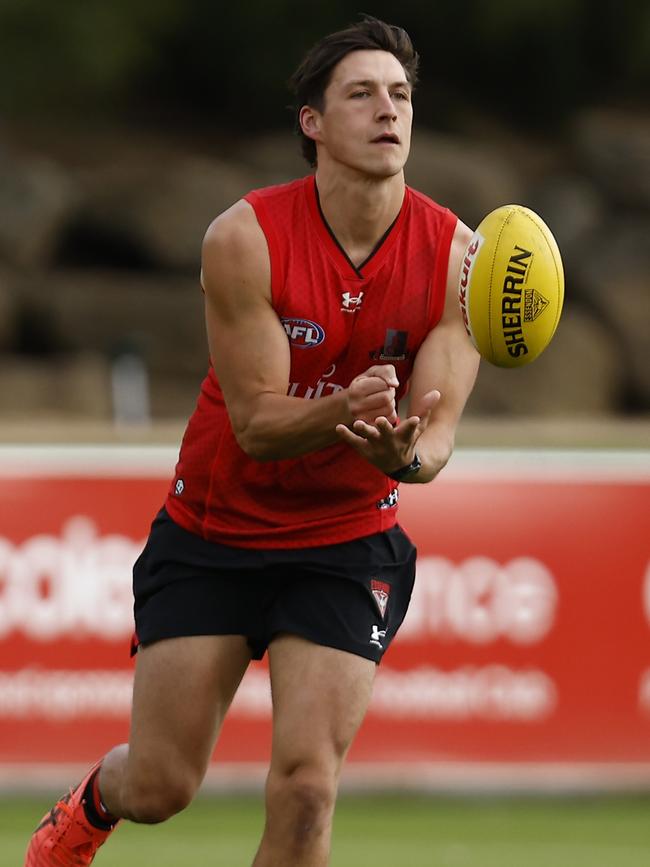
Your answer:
[458,205,564,367]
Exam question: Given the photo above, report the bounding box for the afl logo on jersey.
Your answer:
[281,317,325,348]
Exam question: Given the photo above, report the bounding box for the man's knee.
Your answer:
[266,764,337,845]
[122,765,199,824]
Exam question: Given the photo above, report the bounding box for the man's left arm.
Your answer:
[400,220,481,482]
[335,220,480,481]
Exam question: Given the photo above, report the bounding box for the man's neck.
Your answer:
[314,165,405,268]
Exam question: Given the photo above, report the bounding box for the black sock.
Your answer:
[82,769,118,830]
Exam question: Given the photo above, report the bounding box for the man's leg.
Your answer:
[253,635,376,867]
[25,634,251,865]
[101,634,252,822]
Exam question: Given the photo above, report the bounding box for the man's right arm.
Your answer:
[202,200,397,461]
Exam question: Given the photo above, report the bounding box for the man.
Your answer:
[26,15,479,867]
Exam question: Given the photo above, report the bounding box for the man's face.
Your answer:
[309,49,413,178]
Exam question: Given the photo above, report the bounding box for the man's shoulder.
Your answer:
[245,175,311,204]
[202,198,266,266]
[406,185,456,219]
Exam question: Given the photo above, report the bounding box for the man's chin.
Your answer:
[366,163,406,181]
[370,149,409,177]
[326,151,408,181]
[351,152,407,180]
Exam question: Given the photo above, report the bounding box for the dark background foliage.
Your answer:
[1,0,648,133]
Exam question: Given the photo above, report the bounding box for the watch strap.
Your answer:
[387,452,422,482]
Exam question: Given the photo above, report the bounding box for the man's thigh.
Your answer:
[127,635,252,784]
[267,634,376,772]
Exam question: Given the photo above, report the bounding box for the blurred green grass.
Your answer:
[4,793,650,866]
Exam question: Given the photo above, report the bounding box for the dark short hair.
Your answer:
[289,15,419,167]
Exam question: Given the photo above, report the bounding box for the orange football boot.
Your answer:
[24,762,119,866]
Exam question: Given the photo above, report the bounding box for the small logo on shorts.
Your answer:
[370,579,390,620]
[370,624,387,649]
[174,479,185,495]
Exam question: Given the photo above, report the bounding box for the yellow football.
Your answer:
[458,205,564,367]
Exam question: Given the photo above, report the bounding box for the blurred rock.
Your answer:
[0,352,111,418]
[598,277,650,411]
[235,131,310,184]
[573,110,650,209]
[17,270,207,377]
[569,217,650,410]
[526,173,605,254]
[0,268,17,351]
[1,111,648,423]
[405,131,525,227]
[466,305,625,416]
[149,372,206,420]
[574,217,650,288]
[70,157,259,271]
[0,155,77,267]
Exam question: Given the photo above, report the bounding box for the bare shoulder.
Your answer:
[439,218,474,328]
[203,198,264,255]
[201,199,271,304]
[448,218,473,273]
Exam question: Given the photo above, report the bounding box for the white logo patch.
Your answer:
[370,579,391,619]
[341,291,364,313]
[372,590,389,619]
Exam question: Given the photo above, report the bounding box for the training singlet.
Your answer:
[164,175,457,548]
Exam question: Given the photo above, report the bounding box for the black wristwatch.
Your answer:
[387,452,422,482]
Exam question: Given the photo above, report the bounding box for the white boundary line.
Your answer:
[3,762,650,794]
[445,448,650,482]
[0,445,178,477]
[0,445,648,481]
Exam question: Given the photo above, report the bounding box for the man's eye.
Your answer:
[351,91,370,98]
[393,91,409,100]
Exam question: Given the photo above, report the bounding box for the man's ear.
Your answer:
[299,105,322,143]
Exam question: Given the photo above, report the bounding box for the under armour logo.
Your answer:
[341,291,364,312]
[370,624,387,649]
[377,489,399,510]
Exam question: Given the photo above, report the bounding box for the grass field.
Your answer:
[3,792,650,866]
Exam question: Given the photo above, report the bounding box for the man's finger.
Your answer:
[334,424,361,446]
[373,416,396,434]
[352,420,382,439]
[405,389,441,435]
[335,423,368,448]
[394,416,421,440]
[364,364,399,388]
[355,380,396,403]
[412,389,441,416]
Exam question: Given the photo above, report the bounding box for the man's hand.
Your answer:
[336,388,441,475]
[346,364,399,425]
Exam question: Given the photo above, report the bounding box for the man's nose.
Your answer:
[375,90,397,120]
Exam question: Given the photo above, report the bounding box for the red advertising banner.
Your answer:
[1,447,649,786]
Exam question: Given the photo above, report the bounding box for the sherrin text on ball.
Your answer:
[458,205,564,367]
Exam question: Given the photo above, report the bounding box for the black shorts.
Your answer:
[132,508,416,664]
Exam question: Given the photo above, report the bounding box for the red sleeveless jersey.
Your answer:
[165,175,457,548]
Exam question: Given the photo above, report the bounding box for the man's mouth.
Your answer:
[371,133,400,144]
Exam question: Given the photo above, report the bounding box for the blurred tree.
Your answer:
[0,0,648,131]
[0,0,182,117]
